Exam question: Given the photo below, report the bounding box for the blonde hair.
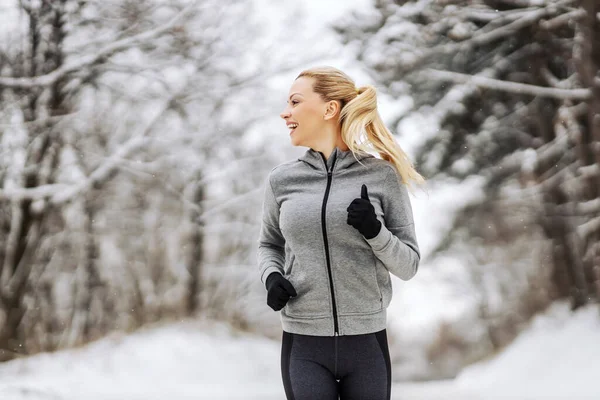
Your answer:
[296,66,426,194]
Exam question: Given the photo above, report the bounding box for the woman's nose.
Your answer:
[280,107,291,119]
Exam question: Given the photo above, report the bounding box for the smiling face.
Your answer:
[280,77,331,148]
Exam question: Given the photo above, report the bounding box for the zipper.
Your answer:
[320,152,339,335]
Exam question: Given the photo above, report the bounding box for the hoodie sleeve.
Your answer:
[257,172,285,288]
[364,165,420,280]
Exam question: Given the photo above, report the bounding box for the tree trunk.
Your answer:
[184,170,204,315]
[575,0,600,303]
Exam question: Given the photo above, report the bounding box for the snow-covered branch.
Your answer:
[0,2,197,89]
[578,163,600,179]
[539,8,586,30]
[0,183,70,202]
[468,4,558,46]
[49,136,152,205]
[418,43,541,142]
[422,69,592,100]
[577,216,600,242]
[460,7,539,23]
[116,161,203,216]
[0,135,152,203]
[578,198,600,215]
[0,91,180,204]
[429,0,576,58]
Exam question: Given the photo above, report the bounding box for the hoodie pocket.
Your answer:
[284,256,330,319]
[284,253,295,275]
[336,255,383,316]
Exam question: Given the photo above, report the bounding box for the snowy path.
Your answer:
[0,319,482,400]
[1,304,599,400]
[0,382,482,400]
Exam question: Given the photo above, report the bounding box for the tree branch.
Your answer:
[578,163,600,178]
[579,198,600,215]
[0,2,197,89]
[47,92,181,205]
[422,69,592,100]
[0,183,69,202]
[0,93,179,203]
[429,0,576,58]
[49,137,152,205]
[539,8,586,30]
[577,216,600,242]
[460,6,540,23]
[414,43,541,143]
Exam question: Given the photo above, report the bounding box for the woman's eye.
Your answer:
[291,100,298,105]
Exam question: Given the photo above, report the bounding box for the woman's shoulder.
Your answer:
[358,156,397,175]
[266,159,302,184]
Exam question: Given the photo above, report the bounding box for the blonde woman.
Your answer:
[257,66,425,400]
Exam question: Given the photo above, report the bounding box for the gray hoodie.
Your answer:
[257,146,420,336]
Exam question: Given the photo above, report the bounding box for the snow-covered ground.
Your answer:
[0,300,597,400]
[456,301,600,399]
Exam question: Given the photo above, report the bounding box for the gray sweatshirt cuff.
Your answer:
[363,224,392,250]
[261,266,283,287]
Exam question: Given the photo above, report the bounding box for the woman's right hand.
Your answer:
[265,272,297,311]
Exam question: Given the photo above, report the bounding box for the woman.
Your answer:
[257,66,425,400]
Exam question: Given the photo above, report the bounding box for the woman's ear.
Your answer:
[323,100,340,121]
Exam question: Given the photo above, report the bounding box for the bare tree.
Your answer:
[0,0,330,360]
[0,0,208,361]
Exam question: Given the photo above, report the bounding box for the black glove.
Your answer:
[347,184,382,239]
[265,272,297,311]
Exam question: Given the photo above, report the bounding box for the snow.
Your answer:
[286,0,372,27]
[409,175,485,260]
[0,319,283,400]
[0,1,21,43]
[456,301,600,399]
[0,302,598,399]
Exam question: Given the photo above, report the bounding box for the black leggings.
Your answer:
[280,329,391,400]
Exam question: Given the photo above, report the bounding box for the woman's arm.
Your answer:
[364,166,420,281]
[257,173,285,288]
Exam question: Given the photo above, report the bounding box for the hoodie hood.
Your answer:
[298,146,374,173]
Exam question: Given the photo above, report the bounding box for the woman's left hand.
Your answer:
[346,184,382,239]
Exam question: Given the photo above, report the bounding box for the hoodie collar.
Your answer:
[298,146,373,173]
